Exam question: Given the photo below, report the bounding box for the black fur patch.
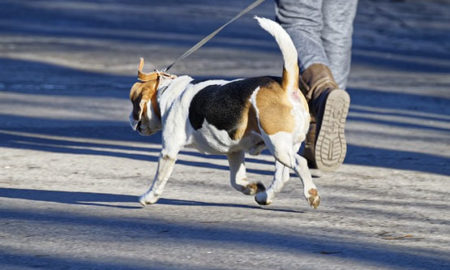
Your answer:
[189,77,279,138]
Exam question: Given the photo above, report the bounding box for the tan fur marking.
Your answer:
[242,182,265,195]
[232,101,260,140]
[129,79,160,121]
[281,66,299,91]
[256,81,294,135]
[308,188,320,209]
[282,66,308,113]
[245,105,259,136]
[308,188,318,196]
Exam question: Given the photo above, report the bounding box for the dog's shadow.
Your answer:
[158,198,304,213]
[0,187,303,213]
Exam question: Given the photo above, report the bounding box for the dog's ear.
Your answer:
[130,82,146,122]
[129,58,163,122]
[129,80,159,122]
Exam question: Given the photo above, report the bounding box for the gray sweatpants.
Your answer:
[275,0,358,89]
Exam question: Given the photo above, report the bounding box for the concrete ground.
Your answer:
[0,0,449,269]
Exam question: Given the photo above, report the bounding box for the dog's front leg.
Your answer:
[255,161,290,205]
[227,151,265,195]
[139,154,176,206]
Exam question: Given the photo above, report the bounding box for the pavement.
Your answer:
[0,0,449,269]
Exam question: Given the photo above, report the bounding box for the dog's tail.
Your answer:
[255,16,299,92]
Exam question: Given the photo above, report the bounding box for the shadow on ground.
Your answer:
[0,187,305,213]
[0,198,449,269]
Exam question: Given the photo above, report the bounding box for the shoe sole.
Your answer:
[314,90,350,172]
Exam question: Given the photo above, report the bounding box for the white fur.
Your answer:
[255,16,298,91]
[227,151,253,194]
[255,161,290,205]
[191,119,236,154]
[287,90,310,144]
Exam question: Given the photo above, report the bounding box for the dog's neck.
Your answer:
[156,75,193,118]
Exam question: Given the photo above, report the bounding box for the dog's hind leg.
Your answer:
[293,153,320,209]
[227,151,265,195]
[139,154,176,206]
[257,132,320,208]
[255,160,290,205]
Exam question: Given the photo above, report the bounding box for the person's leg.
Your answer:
[301,0,357,171]
[276,0,353,172]
[275,0,327,72]
[321,0,358,89]
[301,64,350,172]
[300,0,357,171]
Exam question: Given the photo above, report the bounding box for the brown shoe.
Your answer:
[300,64,350,172]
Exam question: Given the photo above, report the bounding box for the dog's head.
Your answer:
[129,58,176,135]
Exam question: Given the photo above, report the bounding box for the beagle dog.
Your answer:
[129,17,320,208]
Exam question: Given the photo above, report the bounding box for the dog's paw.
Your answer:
[255,191,272,205]
[139,192,159,206]
[307,188,320,209]
[243,182,266,195]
